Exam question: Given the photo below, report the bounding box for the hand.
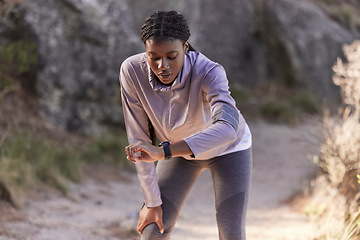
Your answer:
[125,141,163,163]
[137,205,164,235]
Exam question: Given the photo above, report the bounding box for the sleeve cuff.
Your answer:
[183,121,237,159]
[183,136,200,158]
[145,198,163,208]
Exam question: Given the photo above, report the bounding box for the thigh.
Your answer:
[141,157,205,239]
[209,148,252,240]
[157,157,205,206]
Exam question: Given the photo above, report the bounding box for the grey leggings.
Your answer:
[141,148,252,240]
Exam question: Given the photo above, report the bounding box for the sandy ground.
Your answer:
[0,118,323,240]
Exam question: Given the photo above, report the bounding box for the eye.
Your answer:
[148,53,160,61]
[167,52,178,60]
[149,55,160,61]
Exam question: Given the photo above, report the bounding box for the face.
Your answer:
[145,39,189,85]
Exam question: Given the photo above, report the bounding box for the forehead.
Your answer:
[145,39,184,54]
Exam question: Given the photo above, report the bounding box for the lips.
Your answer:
[158,72,173,81]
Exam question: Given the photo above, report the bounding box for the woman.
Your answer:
[119,10,252,240]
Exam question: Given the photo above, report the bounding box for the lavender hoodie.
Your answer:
[119,51,252,207]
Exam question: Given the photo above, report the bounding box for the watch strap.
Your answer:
[159,141,172,160]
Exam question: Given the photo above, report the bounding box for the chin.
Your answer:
[157,76,175,85]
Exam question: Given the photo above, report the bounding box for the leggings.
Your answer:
[141,148,252,240]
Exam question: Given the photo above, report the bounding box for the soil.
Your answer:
[0,117,323,240]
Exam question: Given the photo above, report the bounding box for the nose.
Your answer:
[158,58,169,70]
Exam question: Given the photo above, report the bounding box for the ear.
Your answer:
[184,41,189,53]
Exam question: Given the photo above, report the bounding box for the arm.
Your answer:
[126,140,193,162]
[184,65,246,158]
[120,60,166,234]
[119,60,162,208]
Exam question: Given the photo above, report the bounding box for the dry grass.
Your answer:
[308,40,360,240]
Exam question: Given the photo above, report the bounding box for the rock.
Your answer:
[256,0,355,105]
[22,0,142,135]
[125,0,256,86]
[2,0,356,135]
[125,0,355,105]
[18,0,256,135]
[171,0,256,86]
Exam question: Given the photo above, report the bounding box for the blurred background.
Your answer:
[0,0,359,239]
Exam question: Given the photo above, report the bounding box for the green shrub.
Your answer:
[259,89,320,123]
[0,41,38,90]
[230,86,250,103]
[260,100,293,123]
[290,91,320,115]
[81,133,131,169]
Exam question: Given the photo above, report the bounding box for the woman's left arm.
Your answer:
[183,65,246,158]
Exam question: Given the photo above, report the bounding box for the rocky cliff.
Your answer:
[21,0,140,135]
[0,0,356,135]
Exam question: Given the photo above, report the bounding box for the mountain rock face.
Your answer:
[22,0,141,135]
[3,0,355,134]
[257,0,354,104]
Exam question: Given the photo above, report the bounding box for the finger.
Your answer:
[126,156,136,163]
[137,221,146,235]
[156,219,165,234]
[125,146,131,157]
[126,154,135,162]
[132,146,144,154]
[125,146,137,162]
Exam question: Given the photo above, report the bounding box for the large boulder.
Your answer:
[255,0,355,104]
[171,0,256,86]
[22,0,142,135]
[125,0,256,86]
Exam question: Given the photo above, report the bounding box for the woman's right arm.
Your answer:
[119,60,162,208]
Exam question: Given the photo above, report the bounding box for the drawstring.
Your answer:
[148,117,156,146]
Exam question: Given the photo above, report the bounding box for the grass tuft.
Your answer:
[290,91,320,115]
[0,131,82,206]
[260,100,293,123]
[258,90,320,123]
[0,129,131,207]
[82,135,130,167]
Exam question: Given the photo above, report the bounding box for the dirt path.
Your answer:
[0,119,322,240]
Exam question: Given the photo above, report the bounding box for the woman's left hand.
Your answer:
[125,141,163,163]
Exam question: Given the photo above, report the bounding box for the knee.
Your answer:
[141,223,170,240]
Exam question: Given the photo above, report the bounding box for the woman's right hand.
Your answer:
[125,141,163,163]
[137,205,165,235]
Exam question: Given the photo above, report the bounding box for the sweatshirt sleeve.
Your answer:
[184,65,246,158]
[119,60,162,207]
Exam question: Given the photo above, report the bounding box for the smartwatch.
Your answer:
[159,141,172,160]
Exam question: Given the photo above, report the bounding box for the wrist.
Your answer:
[156,146,164,160]
[148,205,162,209]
